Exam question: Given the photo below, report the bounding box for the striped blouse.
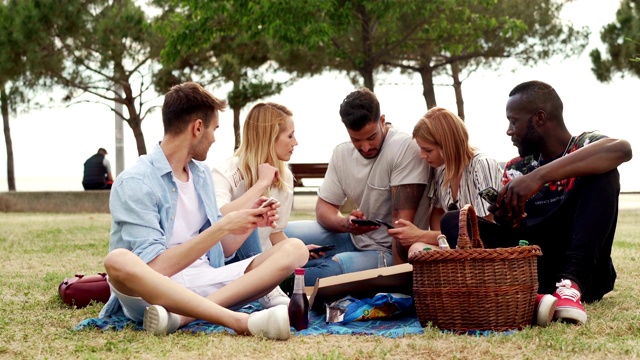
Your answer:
[433,151,503,218]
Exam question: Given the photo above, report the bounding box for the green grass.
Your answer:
[1,208,639,359]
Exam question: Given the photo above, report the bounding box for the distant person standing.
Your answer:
[82,148,114,190]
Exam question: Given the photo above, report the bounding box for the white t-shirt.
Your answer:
[433,151,503,218]
[103,157,112,174]
[319,128,432,251]
[167,166,209,271]
[212,156,294,250]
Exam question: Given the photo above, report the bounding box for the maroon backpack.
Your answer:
[58,273,111,308]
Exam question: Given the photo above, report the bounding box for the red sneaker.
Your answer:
[553,279,587,325]
[534,294,557,327]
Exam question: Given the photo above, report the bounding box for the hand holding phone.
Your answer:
[350,218,380,227]
[478,186,499,204]
[309,244,336,254]
[350,218,395,229]
[259,197,278,208]
[374,219,395,229]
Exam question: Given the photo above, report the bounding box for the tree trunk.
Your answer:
[357,3,375,91]
[229,78,242,151]
[1,85,16,191]
[127,116,147,156]
[361,70,375,91]
[419,66,437,109]
[233,105,241,151]
[121,82,147,156]
[451,61,465,121]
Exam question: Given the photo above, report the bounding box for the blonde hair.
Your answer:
[235,102,293,193]
[412,107,474,190]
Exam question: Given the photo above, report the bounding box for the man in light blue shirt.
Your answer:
[100,82,308,340]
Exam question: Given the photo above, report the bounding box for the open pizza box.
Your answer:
[305,263,413,311]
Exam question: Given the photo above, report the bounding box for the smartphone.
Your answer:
[350,218,381,227]
[478,186,499,204]
[309,244,336,254]
[374,219,395,229]
[259,197,278,208]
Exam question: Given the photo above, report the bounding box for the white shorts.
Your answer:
[109,256,255,322]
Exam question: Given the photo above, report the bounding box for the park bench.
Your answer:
[289,163,328,188]
[288,162,357,212]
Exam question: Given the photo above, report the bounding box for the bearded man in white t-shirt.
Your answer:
[285,87,433,286]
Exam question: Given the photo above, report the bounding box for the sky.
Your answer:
[1,0,638,192]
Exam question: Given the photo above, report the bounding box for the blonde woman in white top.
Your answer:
[213,102,298,253]
[212,102,306,307]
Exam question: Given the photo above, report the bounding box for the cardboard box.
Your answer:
[307,263,413,311]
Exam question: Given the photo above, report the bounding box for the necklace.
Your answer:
[539,136,574,163]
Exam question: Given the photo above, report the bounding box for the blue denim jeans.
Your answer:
[225,228,262,265]
[284,220,392,286]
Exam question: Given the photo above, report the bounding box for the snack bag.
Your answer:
[326,293,413,324]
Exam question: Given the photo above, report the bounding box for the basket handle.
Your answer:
[456,204,485,249]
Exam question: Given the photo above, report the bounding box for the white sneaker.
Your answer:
[143,305,181,335]
[259,286,290,309]
[247,305,290,340]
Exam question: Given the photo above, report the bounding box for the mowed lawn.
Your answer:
[0,200,639,359]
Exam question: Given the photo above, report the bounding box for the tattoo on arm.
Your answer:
[391,184,426,217]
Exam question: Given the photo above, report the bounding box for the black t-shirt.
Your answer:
[501,131,606,225]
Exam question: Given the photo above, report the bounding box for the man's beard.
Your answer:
[517,120,541,158]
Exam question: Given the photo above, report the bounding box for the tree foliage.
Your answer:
[386,0,523,110]
[388,0,589,116]
[0,0,599,188]
[590,0,640,82]
[29,0,167,156]
[453,0,590,117]
[0,0,63,190]
[237,0,588,120]
[245,0,444,91]
[158,0,300,150]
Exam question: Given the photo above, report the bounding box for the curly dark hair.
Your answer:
[339,87,380,131]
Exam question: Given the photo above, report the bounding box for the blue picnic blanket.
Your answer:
[75,302,513,337]
[75,302,423,338]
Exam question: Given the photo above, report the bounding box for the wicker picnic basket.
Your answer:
[409,204,542,332]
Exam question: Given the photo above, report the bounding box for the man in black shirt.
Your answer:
[82,148,113,190]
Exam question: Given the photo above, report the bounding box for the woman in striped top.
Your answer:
[388,107,503,254]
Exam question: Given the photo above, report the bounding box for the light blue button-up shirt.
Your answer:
[99,144,224,318]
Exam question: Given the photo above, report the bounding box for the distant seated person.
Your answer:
[82,148,114,190]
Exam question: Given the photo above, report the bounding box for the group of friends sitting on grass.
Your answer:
[98,80,632,340]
